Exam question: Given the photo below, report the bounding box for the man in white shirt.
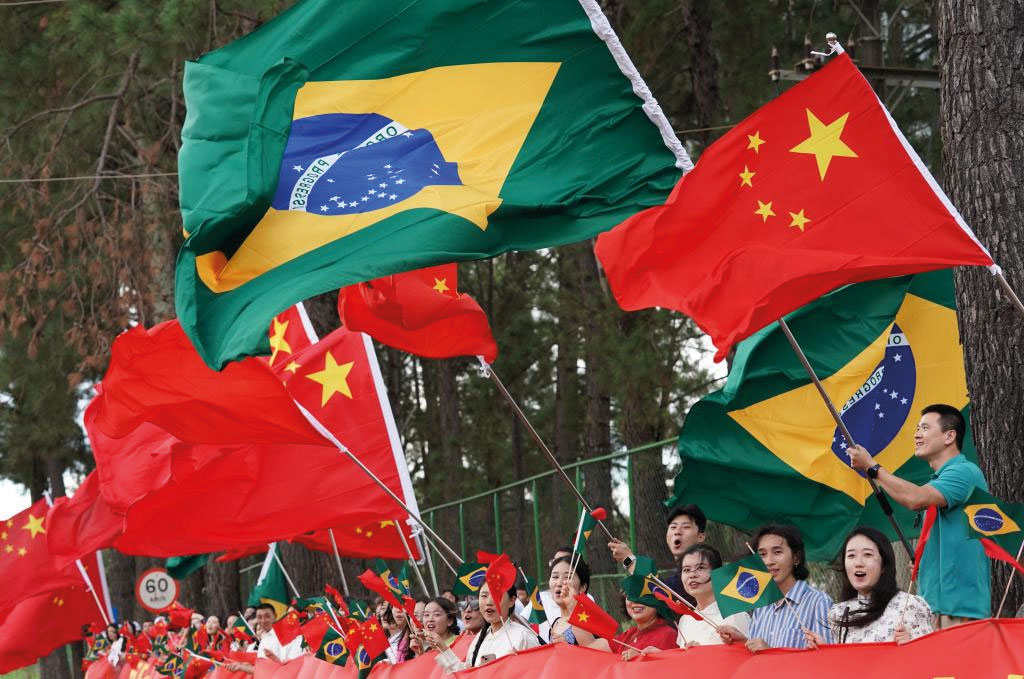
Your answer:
[227,603,304,673]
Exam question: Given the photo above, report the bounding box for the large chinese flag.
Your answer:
[0,500,90,614]
[338,263,498,363]
[595,53,993,360]
[0,553,107,672]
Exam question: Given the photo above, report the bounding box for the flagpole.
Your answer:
[479,360,614,542]
[43,492,111,626]
[292,399,465,565]
[776,318,915,561]
[326,529,351,597]
[271,549,302,600]
[422,531,459,578]
[567,510,587,584]
[995,535,1024,618]
[993,271,1024,317]
[394,518,430,598]
[420,532,442,596]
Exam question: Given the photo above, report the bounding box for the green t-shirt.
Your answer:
[919,455,990,619]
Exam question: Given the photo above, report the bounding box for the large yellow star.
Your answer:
[432,277,450,294]
[577,612,590,623]
[789,109,858,180]
[23,513,45,539]
[788,209,811,232]
[380,520,395,528]
[738,166,755,188]
[305,352,354,406]
[754,200,776,222]
[746,131,765,153]
[268,318,292,366]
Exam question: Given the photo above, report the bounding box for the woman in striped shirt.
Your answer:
[716,524,834,650]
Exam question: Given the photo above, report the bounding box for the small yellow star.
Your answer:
[788,209,811,232]
[577,612,590,623]
[1,530,7,540]
[368,622,379,632]
[268,318,293,366]
[305,352,355,406]
[23,513,45,539]
[18,547,27,556]
[53,596,64,606]
[432,277,450,294]
[4,545,12,553]
[283,361,300,374]
[789,109,858,180]
[754,200,776,222]
[738,166,755,188]
[355,526,363,534]
[6,520,12,527]
[747,131,765,153]
[365,531,374,538]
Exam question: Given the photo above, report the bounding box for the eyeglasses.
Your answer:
[680,564,710,575]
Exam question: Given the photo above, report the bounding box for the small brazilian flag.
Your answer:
[572,511,598,555]
[155,653,184,678]
[374,558,408,598]
[175,0,684,368]
[669,271,978,560]
[523,575,547,625]
[962,488,1024,552]
[452,562,487,597]
[710,554,783,619]
[295,596,330,616]
[348,599,371,621]
[621,569,676,623]
[316,628,349,666]
[356,646,387,679]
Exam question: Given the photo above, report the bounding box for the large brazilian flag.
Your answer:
[176,0,684,368]
[668,270,976,560]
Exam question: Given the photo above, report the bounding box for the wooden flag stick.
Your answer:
[326,529,351,597]
[995,535,1024,618]
[994,271,1024,317]
[394,517,431,598]
[480,360,614,542]
[776,318,915,561]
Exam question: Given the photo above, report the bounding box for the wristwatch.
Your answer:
[866,463,882,479]
[622,555,636,570]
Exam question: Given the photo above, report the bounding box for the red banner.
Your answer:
[253,620,1023,679]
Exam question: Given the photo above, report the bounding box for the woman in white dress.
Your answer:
[807,526,932,646]
[676,544,751,647]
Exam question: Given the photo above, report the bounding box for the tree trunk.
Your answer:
[38,645,72,679]
[103,550,136,623]
[203,558,241,620]
[939,0,1024,616]
[681,0,720,146]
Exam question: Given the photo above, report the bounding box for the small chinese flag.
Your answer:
[484,553,516,605]
[595,53,993,361]
[356,569,402,609]
[567,595,618,639]
[338,263,498,363]
[300,613,331,652]
[358,619,390,659]
[273,609,303,646]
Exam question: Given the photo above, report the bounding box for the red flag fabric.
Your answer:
[167,602,194,629]
[184,656,213,679]
[594,53,993,361]
[341,617,363,654]
[0,553,106,672]
[301,614,331,651]
[0,499,90,614]
[484,554,516,603]
[291,519,420,560]
[358,619,390,659]
[45,473,123,567]
[325,584,349,617]
[273,609,304,647]
[652,591,702,620]
[338,263,498,363]
[981,538,1024,577]
[401,597,423,630]
[910,505,937,582]
[567,595,618,639]
[357,570,402,609]
[84,658,118,679]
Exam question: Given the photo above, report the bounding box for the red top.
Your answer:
[610,620,678,653]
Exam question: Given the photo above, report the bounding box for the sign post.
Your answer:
[135,568,179,614]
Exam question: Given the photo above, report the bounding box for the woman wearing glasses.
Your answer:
[677,544,751,647]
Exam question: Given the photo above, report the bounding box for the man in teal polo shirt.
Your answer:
[849,403,990,627]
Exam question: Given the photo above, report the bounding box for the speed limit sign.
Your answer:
[136,568,179,613]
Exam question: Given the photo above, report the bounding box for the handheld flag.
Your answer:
[668,271,976,560]
[300,614,330,653]
[567,595,618,639]
[962,489,1024,551]
[573,510,599,555]
[247,546,289,619]
[910,506,937,582]
[166,603,194,630]
[325,584,349,616]
[523,575,547,625]
[452,562,487,597]
[272,609,303,646]
[315,627,349,666]
[710,554,784,619]
[621,572,677,623]
[484,553,516,603]
[357,569,401,609]
[358,619,390,659]
[595,53,992,361]
[339,263,498,363]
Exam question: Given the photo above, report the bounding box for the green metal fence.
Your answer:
[421,437,679,582]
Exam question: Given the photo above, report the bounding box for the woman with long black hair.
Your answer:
[807,526,932,646]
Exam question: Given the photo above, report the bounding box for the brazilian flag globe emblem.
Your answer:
[176,0,683,368]
[453,562,487,596]
[710,554,783,619]
[316,628,348,666]
[668,270,977,560]
[962,488,1024,552]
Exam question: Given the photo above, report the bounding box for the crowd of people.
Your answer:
[86,404,1006,673]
